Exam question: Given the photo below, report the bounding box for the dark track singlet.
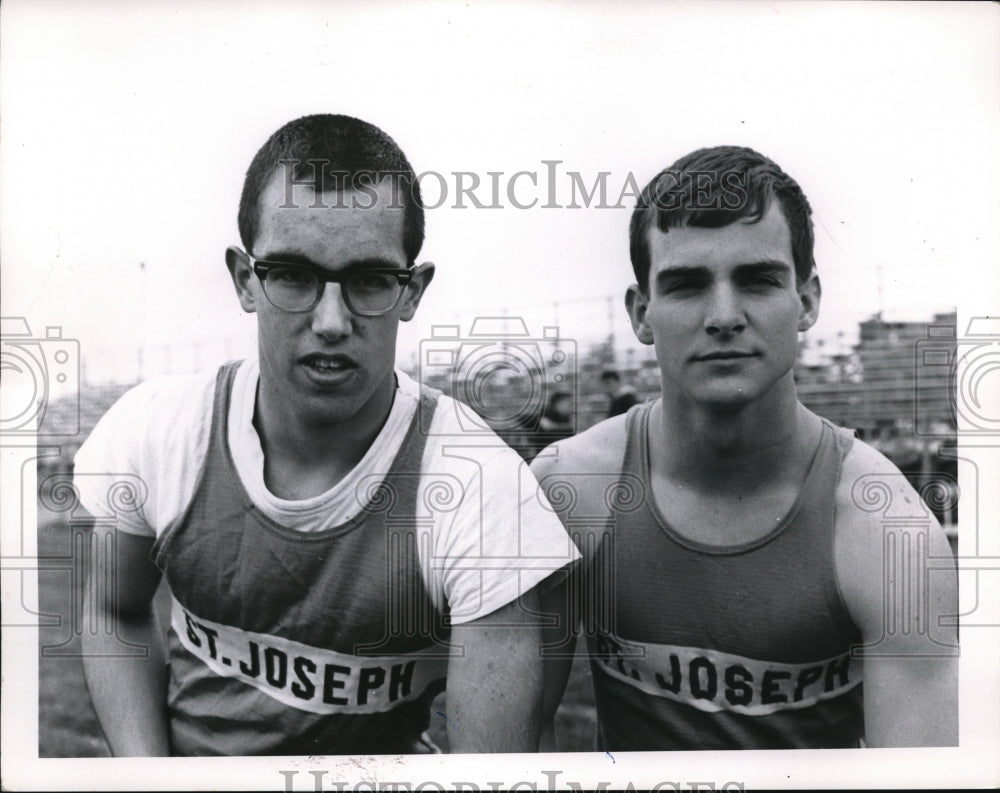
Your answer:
[581,402,864,750]
[152,362,450,755]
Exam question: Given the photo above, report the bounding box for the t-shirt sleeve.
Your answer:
[72,372,214,538]
[73,383,158,536]
[428,442,580,625]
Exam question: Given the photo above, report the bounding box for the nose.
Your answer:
[310,282,354,340]
[704,284,745,337]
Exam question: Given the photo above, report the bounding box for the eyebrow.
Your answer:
[654,259,792,284]
[256,252,405,270]
[735,260,793,275]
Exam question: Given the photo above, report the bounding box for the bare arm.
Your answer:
[835,451,959,746]
[445,586,544,753]
[81,520,171,756]
[539,572,578,752]
[530,449,581,752]
[530,426,623,751]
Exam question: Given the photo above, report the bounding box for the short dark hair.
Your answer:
[629,146,815,291]
[600,370,621,382]
[237,114,425,265]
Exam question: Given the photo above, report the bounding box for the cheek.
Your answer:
[757,295,801,330]
[770,309,803,356]
[257,312,299,352]
[647,305,691,341]
[647,302,673,326]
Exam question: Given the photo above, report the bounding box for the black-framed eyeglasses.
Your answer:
[246,252,413,316]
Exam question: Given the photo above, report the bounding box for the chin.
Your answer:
[300,394,365,425]
[693,384,762,411]
[700,396,755,413]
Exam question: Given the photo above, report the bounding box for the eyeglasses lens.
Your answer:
[263,267,403,314]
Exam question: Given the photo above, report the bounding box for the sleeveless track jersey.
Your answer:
[585,402,864,750]
[152,362,451,755]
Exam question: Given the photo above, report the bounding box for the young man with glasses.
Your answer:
[75,114,577,755]
[534,146,958,750]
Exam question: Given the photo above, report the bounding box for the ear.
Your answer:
[797,271,821,332]
[625,284,655,346]
[398,261,435,322]
[225,246,257,314]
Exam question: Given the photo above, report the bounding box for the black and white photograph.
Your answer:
[1,1,998,790]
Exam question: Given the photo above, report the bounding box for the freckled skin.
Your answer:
[248,176,413,434]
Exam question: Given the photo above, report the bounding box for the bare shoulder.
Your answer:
[835,436,949,545]
[834,435,956,633]
[530,412,631,481]
[529,412,633,554]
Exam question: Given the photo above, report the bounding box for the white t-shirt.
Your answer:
[74,360,579,624]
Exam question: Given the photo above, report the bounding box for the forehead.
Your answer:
[253,170,406,262]
[646,202,793,274]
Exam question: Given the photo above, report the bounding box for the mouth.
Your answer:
[693,351,758,362]
[299,353,360,377]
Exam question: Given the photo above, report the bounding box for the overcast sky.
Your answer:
[2,0,997,383]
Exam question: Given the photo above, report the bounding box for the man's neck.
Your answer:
[651,380,816,494]
[252,375,397,499]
